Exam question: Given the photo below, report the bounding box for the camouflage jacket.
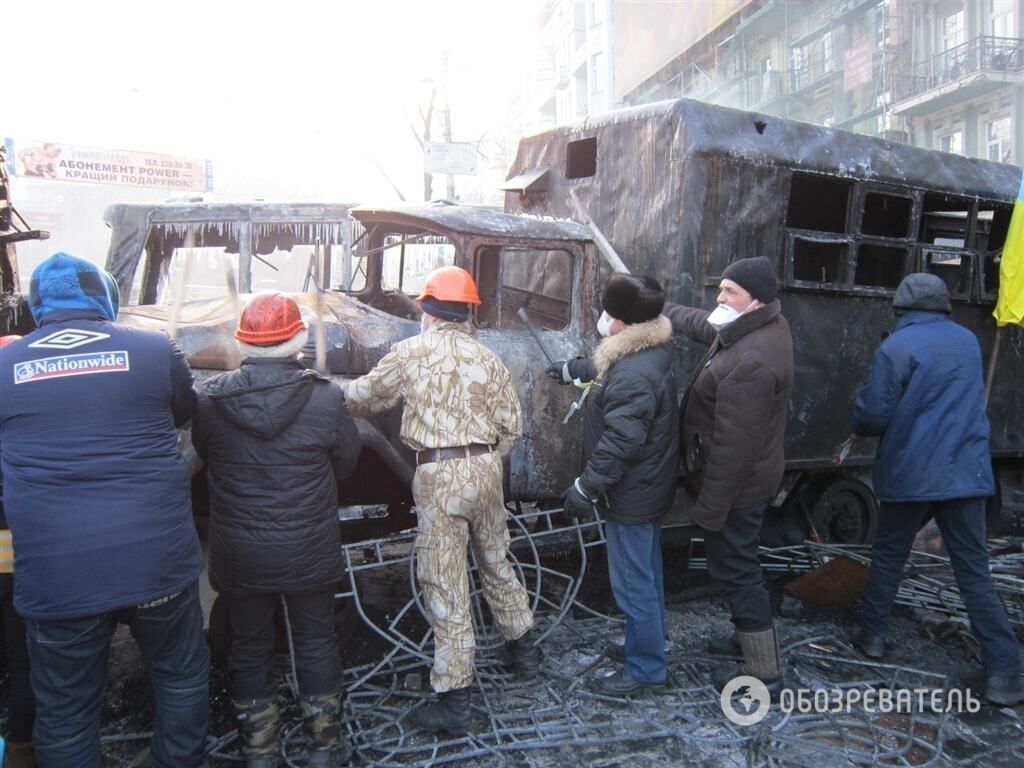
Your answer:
[347,322,522,454]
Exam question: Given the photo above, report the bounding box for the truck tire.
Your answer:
[810,477,878,545]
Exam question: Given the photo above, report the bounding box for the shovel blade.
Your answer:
[784,555,870,607]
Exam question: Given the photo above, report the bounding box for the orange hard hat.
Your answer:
[0,335,22,349]
[235,292,307,345]
[416,266,481,305]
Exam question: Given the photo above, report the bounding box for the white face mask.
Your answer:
[420,315,431,334]
[597,310,617,337]
[707,300,757,331]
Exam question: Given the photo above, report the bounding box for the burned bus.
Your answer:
[104,98,1024,545]
[503,97,1024,542]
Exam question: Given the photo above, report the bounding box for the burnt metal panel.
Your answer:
[352,202,590,242]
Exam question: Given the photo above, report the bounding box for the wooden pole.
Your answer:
[984,325,1004,406]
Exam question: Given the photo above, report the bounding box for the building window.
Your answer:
[943,10,966,51]
[992,0,1016,37]
[987,116,1012,162]
[591,52,605,93]
[873,5,886,49]
[591,0,606,27]
[939,131,964,155]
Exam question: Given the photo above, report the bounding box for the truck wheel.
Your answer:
[811,478,878,545]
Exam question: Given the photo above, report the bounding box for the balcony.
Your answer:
[789,58,840,94]
[746,71,786,109]
[891,36,1024,116]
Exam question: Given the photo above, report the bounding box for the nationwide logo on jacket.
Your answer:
[14,351,130,384]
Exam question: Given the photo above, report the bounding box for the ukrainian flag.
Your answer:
[994,172,1024,326]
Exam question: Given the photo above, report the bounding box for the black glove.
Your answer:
[546,360,570,384]
[562,481,597,523]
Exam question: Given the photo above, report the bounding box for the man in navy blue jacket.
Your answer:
[0,253,208,767]
[852,272,1022,706]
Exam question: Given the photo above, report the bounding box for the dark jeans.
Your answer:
[703,504,773,632]
[227,590,342,700]
[25,581,209,768]
[860,497,1021,677]
[0,573,35,742]
[605,520,666,684]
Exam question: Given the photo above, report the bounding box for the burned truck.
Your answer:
[104,97,1024,546]
[502,96,1024,542]
[104,200,596,536]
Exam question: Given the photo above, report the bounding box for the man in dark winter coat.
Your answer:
[663,256,793,689]
[851,272,1023,706]
[192,292,360,768]
[0,252,208,768]
[549,273,678,695]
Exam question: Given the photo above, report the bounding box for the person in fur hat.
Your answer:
[547,273,678,695]
[663,256,793,692]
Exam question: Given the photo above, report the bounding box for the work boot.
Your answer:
[501,628,541,677]
[300,693,349,768]
[234,698,281,768]
[712,626,783,694]
[985,675,1024,706]
[850,626,886,660]
[605,643,626,663]
[706,634,741,656]
[594,669,665,696]
[4,740,36,768]
[407,687,472,734]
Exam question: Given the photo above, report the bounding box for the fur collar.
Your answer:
[594,315,672,380]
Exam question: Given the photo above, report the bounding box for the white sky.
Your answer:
[6,0,537,203]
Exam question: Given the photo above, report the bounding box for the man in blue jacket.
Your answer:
[852,272,1022,706]
[0,253,209,766]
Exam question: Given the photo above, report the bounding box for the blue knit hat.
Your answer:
[29,252,120,324]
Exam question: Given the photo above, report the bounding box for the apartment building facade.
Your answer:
[527,1,1024,167]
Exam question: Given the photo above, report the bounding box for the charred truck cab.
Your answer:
[105,97,1024,547]
[105,200,594,537]
[503,97,1024,543]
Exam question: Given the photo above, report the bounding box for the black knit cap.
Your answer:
[722,257,778,303]
[601,273,665,325]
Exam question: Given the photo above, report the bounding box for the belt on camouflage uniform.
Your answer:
[416,443,495,466]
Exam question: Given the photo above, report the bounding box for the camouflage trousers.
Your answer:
[412,452,534,692]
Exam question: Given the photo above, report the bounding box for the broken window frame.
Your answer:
[472,242,575,331]
[566,136,598,180]
[921,247,975,303]
[853,241,912,293]
[378,231,456,297]
[787,232,852,289]
[135,219,345,305]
